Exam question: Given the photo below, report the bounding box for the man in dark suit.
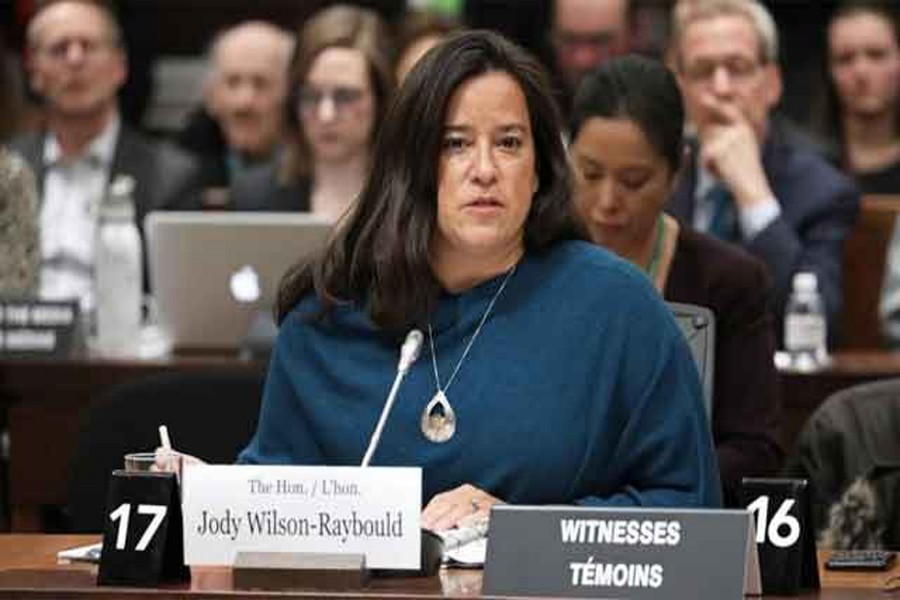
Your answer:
[9,0,198,304]
[176,21,291,200]
[547,0,631,121]
[667,0,859,344]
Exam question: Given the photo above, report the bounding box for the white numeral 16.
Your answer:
[109,503,168,551]
[747,495,800,548]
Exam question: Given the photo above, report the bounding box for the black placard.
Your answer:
[97,470,190,586]
[740,477,820,595]
[0,300,82,357]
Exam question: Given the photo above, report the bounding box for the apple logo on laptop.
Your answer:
[229,265,261,304]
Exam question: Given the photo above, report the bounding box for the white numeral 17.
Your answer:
[747,495,801,548]
[109,503,168,551]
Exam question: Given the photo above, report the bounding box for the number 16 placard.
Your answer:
[740,478,819,595]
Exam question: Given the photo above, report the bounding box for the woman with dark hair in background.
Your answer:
[230,4,395,218]
[818,1,900,193]
[570,55,781,506]
[831,2,900,345]
[237,31,720,530]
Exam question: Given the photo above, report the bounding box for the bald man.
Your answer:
[10,0,199,306]
[183,21,292,190]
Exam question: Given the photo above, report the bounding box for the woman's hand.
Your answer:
[153,447,206,474]
[421,483,503,531]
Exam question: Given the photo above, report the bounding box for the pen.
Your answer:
[158,424,182,484]
[159,425,172,451]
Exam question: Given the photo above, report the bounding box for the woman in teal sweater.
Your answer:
[238,31,721,531]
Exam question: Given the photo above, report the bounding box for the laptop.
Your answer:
[145,211,332,350]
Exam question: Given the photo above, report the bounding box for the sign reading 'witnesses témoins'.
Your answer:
[181,465,421,570]
[484,506,757,599]
[562,517,681,588]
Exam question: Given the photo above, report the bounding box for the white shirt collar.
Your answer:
[695,164,717,200]
[43,113,121,167]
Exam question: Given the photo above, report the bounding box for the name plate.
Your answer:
[483,506,758,598]
[0,300,81,356]
[181,465,421,570]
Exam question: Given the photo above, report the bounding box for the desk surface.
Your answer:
[3,349,900,532]
[783,350,900,376]
[0,536,897,599]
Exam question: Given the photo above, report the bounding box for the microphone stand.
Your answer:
[360,330,423,467]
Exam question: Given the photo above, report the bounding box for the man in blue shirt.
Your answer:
[666,0,859,344]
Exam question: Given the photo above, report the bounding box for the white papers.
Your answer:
[57,542,102,564]
[444,537,487,567]
[436,517,489,567]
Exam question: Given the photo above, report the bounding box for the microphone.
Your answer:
[398,329,424,373]
[360,329,424,467]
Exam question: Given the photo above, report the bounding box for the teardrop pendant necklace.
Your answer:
[421,264,517,443]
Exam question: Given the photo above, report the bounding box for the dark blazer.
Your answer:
[8,125,201,293]
[8,124,201,235]
[666,227,783,506]
[666,123,860,345]
[229,161,311,212]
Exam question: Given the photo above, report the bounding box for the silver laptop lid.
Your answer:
[145,211,331,350]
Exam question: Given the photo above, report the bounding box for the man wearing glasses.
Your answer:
[667,0,859,346]
[10,0,198,306]
[550,0,630,117]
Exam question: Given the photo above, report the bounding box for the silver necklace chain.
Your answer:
[428,264,517,394]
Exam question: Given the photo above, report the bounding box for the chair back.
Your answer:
[668,302,715,421]
[841,195,900,349]
[66,370,265,532]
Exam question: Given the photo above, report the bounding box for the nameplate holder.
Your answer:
[233,551,368,591]
[740,477,819,595]
[181,465,421,571]
[97,470,189,586]
[483,505,758,599]
[0,299,81,357]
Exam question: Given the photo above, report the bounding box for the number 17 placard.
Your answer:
[98,470,190,586]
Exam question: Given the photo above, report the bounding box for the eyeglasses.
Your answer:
[552,30,620,51]
[297,86,366,117]
[36,36,115,62]
[681,57,764,84]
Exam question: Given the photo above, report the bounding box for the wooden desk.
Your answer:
[4,348,900,533]
[779,350,900,455]
[0,353,263,531]
[0,535,896,598]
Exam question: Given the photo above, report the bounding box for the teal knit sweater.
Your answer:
[238,240,721,509]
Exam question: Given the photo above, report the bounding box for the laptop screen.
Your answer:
[146,211,332,350]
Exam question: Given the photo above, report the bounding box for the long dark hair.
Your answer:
[276,29,581,333]
[813,0,900,152]
[570,54,685,174]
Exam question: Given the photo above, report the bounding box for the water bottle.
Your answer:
[783,272,829,372]
[94,175,142,356]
